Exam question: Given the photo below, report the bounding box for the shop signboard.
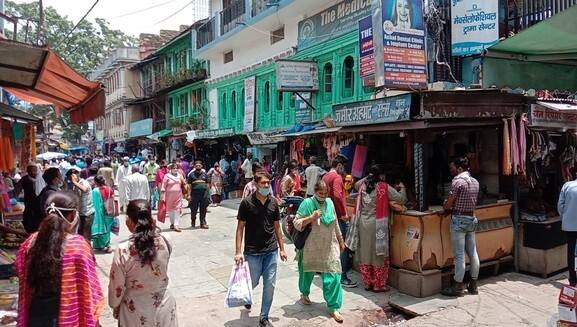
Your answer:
[529,103,577,129]
[129,118,153,138]
[358,15,375,87]
[95,130,104,141]
[244,76,256,132]
[382,0,427,89]
[451,0,499,56]
[194,128,235,140]
[332,94,411,126]
[247,131,287,145]
[297,0,372,50]
[295,92,312,123]
[276,60,319,92]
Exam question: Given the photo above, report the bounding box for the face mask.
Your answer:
[337,167,345,175]
[315,195,326,204]
[124,163,129,167]
[171,169,178,175]
[258,187,270,196]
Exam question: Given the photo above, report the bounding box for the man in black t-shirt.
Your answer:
[187,160,210,229]
[235,171,287,327]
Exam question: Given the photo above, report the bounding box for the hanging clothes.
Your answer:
[509,117,519,175]
[0,120,15,172]
[517,114,527,176]
[351,144,368,178]
[502,119,512,176]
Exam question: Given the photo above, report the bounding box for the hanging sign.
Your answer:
[451,0,499,56]
[295,92,312,123]
[332,93,411,126]
[247,131,287,145]
[358,16,375,87]
[382,0,427,89]
[530,103,577,129]
[275,60,319,92]
[297,0,372,50]
[194,128,235,140]
[244,76,256,133]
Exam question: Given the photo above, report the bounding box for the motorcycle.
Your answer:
[279,196,304,243]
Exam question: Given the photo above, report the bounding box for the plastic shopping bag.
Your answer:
[157,200,167,223]
[224,262,253,308]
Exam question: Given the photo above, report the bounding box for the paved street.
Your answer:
[94,199,567,327]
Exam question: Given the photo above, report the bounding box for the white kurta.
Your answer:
[116,165,132,208]
[125,173,150,202]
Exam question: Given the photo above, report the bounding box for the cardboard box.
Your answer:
[559,304,577,325]
[397,269,441,298]
[560,285,577,307]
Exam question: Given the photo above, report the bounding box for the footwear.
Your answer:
[190,221,196,228]
[300,295,312,305]
[372,286,390,293]
[341,278,358,288]
[441,282,465,297]
[170,224,175,230]
[467,279,478,295]
[201,224,209,229]
[364,286,373,292]
[259,318,273,327]
[244,304,251,310]
[173,226,182,232]
[330,311,344,323]
[103,246,114,254]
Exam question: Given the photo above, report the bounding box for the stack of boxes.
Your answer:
[559,285,577,326]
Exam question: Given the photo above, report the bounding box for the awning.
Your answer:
[0,39,105,123]
[0,102,41,123]
[282,127,341,137]
[147,129,173,141]
[484,6,577,91]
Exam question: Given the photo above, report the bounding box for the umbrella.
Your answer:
[37,152,67,161]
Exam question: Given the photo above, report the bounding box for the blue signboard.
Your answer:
[129,118,153,138]
[358,15,375,86]
[332,94,412,126]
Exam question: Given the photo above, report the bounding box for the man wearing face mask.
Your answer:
[323,156,357,288]
[67,168,95,241]
[187,160,210,229]
[38,168,64,215]
[280,161,299,197]
[116,158,132,213]
[15,163,45,233]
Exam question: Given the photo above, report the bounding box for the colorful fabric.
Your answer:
[91,187,115,249]
[297,196,336,226]
[374,182,389,256]
[448,171,480,213]
[16,233,104,327]
[0,120,15,172]
[298,251,342,312]
[502,118,512,175]
[351,144,368,178]
[359,259,390,289]
[161,173,184,213]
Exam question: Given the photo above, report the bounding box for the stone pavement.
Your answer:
[94,199,568,327]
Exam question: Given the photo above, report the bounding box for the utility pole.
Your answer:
[38,0,45,46]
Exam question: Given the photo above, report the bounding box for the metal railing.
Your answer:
[505,0,577,34]
[197,16,216,49]
[220,0,245,35]
[251,0,271,17]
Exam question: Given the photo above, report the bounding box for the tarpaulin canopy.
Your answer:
[0,39,105,124]
[0,102,41,124]
[483,5,577,91]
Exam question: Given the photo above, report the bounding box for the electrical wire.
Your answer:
[55,0,100,48]
[154,0,195,25]
[110,0,184,19]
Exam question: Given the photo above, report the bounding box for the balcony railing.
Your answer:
[197,16,216,49]
[505,0,577,34]
[252,0,271,17]
[220,0,245,35]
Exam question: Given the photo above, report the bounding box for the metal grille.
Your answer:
[505,0,577,35]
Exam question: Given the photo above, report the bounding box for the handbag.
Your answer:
[291,222,311,250]
[157,200,167,223]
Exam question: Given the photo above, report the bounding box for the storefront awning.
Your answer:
[484,6,577,91]
[147,129,173,141]
[0,39,105,124]
[282,126,341,137]
[0,102,41,124]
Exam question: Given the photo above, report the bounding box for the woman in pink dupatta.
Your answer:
[15,191,104,327]
[346,165,407,292]
[160,164,187,232]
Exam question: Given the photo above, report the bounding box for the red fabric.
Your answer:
[157,200,167,223]
[375,181,389,222]
[351,144,368,178]
[323,170,347,219]
[294,174,301,194]
[98,186,113,201]
[359,258,390,289]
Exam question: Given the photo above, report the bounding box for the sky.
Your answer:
[12,0,210,37]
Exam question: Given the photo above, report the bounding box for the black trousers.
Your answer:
[79,213,94,242]
[568,231,577,285]
[190,194,208,226]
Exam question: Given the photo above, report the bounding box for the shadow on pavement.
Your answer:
[223,309,280,327]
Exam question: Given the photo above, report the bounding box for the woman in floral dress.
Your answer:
[108,199,177,327]
[207,162,224,206]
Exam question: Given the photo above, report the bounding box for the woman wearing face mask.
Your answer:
[347,165,407,293]
[15,191,104,327]
[160,164,187,232]
[207,162,224,207]
[108,200,177,327]
[293,180,345,323]
[91,176,116,253]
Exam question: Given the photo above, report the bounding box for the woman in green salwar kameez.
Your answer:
[92,176,115,253]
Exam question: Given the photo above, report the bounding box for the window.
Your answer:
[240,88,245,115]
[323,63,333,101]
[221,92,227,119]
[224,50,234,64]
[270,26,285,44]
[343,56,354,97]
[231,91,237,118]
[179,94,187,116]
[168,98,174,117]
[277,91,283,111]
[290,93,296,108]
[264,81,270,112]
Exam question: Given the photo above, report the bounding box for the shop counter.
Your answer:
[389,201,514,272]
[519,217,567,277]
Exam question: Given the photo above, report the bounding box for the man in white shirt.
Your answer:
[241,152,254,183]
[125,165,150,202]
[116,158,132,212]
[304,156,326,197]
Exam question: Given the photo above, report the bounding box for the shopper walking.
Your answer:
[97,161,115,193]
[143,156,160,209]
[280,161,299,197]
[241,152,254,184]
[38,167,63,215]
[188,161,210,229]
[67,167,95,241]
[116,158,132,212]
[323,156,357,288]
[16,163,44,233]
[440,157,480,297]
[178,154,191,176]
[347,165,407,293]
[124,165,150,202]
[235,171,287,327]
[108,200,177,327]
[15,191,104,327]
[293,180,345,323]
[208,162,225,206]
[559,169,577,286]
[161,164,187,232]
[304,156,326,197]
[91,176,115,253]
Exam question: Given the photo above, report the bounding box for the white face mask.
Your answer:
[171,169,178,175]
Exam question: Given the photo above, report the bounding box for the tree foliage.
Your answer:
[5,1,137,144]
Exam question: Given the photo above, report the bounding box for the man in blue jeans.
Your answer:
[440,157,480,297]
[235,171,288,327]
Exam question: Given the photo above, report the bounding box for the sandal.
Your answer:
[330,311,344,323]
[103,247,114,254]
[372,286,390,293]
[300,295,312,305]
